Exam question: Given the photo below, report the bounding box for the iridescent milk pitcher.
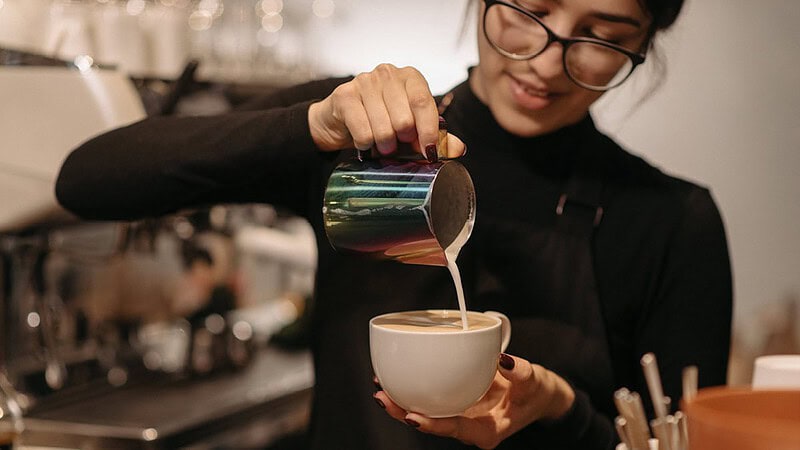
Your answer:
[322,125,475,266]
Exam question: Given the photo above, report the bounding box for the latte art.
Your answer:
[373,310,497,333]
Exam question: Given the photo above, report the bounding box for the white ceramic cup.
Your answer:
[752,354,800,389]
[369,309,511,418]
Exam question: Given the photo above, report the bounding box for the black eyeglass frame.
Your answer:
[482,0,647,91]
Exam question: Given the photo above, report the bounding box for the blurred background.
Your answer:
[0,0,798,448]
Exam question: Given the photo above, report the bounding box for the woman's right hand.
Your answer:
[308,64,465,159]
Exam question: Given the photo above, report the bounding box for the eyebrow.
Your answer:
[591,11,643,28]
[532,0,645,29]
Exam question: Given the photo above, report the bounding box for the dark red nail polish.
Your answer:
[404,418,420,428]
[499,353,515,370]
[374,396,386,409]
[425,144,438,163]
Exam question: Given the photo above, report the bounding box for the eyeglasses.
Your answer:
[482,0,646,91]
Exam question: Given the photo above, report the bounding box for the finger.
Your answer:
[403,412,465,441]
[498,353,537,406]
[445,133,467,159]
[334,91,374,151]
[356,72,397,155]
[382,81,417,145]
[402,70,438,157]
[376,65,417,144]
[374,391,407,422]
[405,412,493,448]
[479,371,511,405]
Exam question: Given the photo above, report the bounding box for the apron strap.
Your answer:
[555,133,605,238]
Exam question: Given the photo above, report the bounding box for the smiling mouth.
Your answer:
[507,74,561,111]
[512,75,554,98]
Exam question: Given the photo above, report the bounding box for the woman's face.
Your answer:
[471,0,652,137]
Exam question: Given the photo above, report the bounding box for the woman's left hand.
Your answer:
[374,353,575,450]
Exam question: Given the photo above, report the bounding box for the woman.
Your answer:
[56,0,732,448]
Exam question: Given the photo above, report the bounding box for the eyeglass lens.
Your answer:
[484,2,635,90]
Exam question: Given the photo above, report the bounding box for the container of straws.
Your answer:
[614,352,800,450]
[613,353,692,450]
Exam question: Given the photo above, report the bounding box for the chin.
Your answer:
[494,107,563,138]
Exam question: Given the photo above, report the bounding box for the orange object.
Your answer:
[683,387,800,450]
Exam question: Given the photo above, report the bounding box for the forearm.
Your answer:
[508,386,617,450]
[523,366,617,449]
[56,101,321,220]
[56,77,353,221]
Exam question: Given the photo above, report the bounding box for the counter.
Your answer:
[17,346,313,449]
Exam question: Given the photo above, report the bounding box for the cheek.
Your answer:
[477,36,504,76]
[566,90,603,112]
[473,41,510,103]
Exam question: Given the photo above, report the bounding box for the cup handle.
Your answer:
[484,311,511,352]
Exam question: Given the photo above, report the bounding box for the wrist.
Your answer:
[307,101,325,150]
[307,100,339,152]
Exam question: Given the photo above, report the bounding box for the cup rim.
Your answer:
[369,309,501,335]
[754,354,800,368]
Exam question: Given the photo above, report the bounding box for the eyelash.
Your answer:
[511,0,548,17]
[581,27,622,44]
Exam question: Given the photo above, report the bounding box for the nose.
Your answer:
[527,41,566,81]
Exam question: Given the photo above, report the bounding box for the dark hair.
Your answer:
[640,0,686,46]
[462,0,686,45]
[635,0,685,99]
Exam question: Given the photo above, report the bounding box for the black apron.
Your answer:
[473,152,617,449]
[416,94,616,447]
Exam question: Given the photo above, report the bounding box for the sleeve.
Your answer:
[55,77,352,221]
[511,388,618,449]
[634,187,733,413]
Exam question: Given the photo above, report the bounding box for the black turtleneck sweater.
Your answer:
[56,75,732,450]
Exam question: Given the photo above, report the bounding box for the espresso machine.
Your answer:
[0,47,146,391]
[0,48,317,449]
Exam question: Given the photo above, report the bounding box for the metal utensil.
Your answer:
[323,158,475,266]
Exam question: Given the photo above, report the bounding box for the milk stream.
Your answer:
[444,220,474,330]
[446,259,469,330]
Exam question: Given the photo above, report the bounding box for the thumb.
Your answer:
[499,353,575,420]
[444,133,467,159]
[497,353,536,402]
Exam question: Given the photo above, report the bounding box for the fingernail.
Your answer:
[404,418,420,428]
[425,144,438,163]
[374,395,386,409]
[373,377,382,391]
[438,116,447,130]
[499,353,515,371]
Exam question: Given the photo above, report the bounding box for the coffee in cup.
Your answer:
[369,309,511,418]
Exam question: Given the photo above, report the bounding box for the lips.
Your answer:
[508,74,557,110]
